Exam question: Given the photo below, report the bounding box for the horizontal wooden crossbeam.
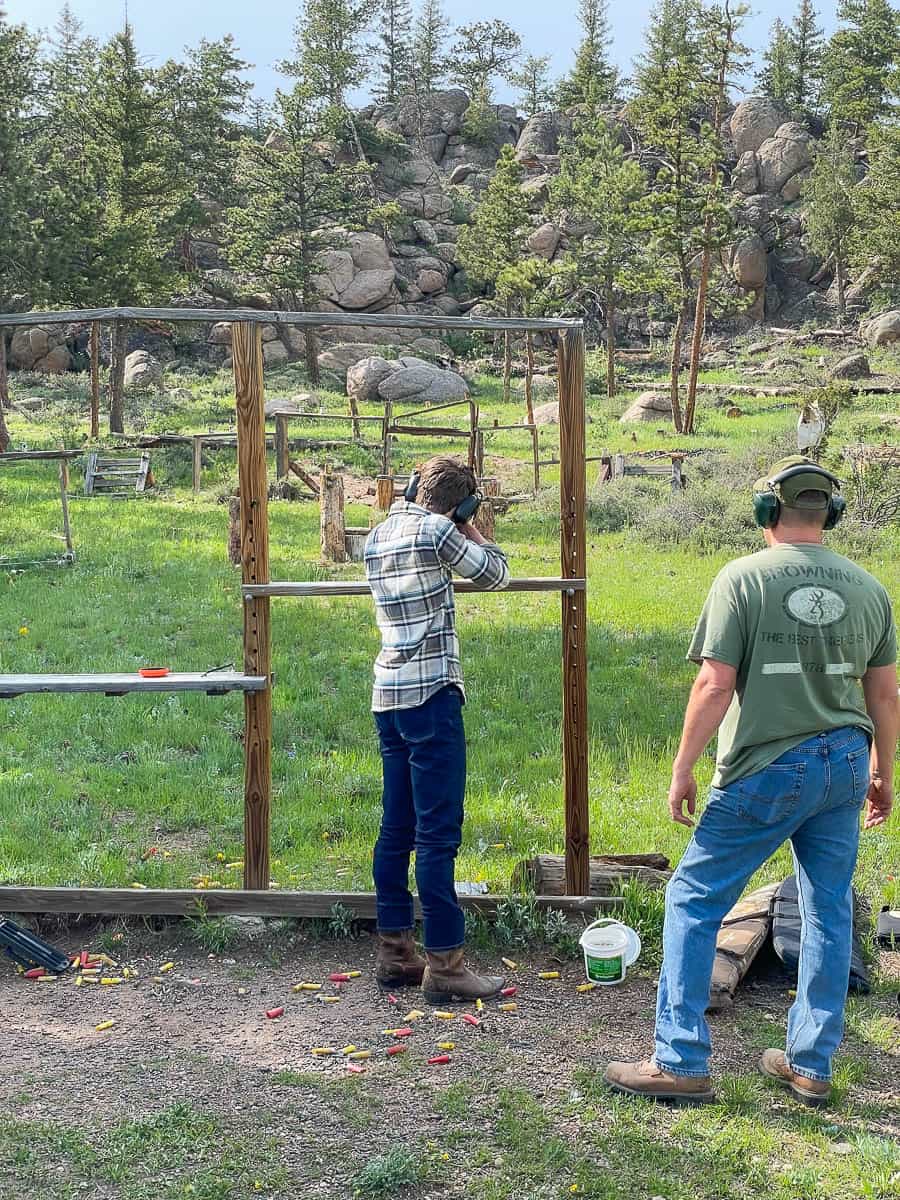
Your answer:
[0,307,583,333]
[0,887,619,918]
[0,672,267,698]
[0,450,84,462]
[243,577,586,599]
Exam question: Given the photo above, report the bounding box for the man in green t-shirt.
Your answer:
[606,457,898,1107]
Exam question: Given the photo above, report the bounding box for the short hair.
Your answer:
[779,496,828,528]
[416,456,476,515]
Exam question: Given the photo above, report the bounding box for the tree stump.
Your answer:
[473,477,501,540]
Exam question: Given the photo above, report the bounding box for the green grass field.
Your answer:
[1,353,898,910]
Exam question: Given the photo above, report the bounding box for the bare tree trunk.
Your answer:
[524,332,535,425]
[605,277,616,399]
[305,327,320,387]
[684,251,710,435]
[503,300,512,405]
[0,330,10,453]
[835,254,846,318]
[89,321,100,439]
[669,308,685,435]
[109,319,128,434]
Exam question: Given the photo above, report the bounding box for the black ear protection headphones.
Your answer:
[753,463,846,530]
[405,470,482,524]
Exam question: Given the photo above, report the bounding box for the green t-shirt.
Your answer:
[688,543,897,787]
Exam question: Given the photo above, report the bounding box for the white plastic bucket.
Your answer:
[579,918,641,985]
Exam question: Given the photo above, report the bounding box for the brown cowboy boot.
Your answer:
[759,1049,832,1107]
[421,948,503,1004]
[604,1059,715,1104]
[375,930,426,988]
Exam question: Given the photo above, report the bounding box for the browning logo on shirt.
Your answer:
[783,585,847,628]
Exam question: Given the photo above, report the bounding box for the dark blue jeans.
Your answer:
[373,685,466,952]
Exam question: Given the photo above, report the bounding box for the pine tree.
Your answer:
[805,126,858,315]
[851,120,900,297]
[823,0,900,134]
[758,18,794,102]
[374,0,413,103]
[558,0,619,112]
[495,256,557,421]
[457,144,530,403]
[411,0,448,97]
[0,11,38,451]
[630,0,715,432]
[89,26,189,432]
[551,119,649,397]
[286,0,376,106]
[509,55,556,117]
[447,20,522,100]
[225,85,372,384]
[789,0,825,114]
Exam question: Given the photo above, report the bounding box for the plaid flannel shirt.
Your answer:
[364,501,510,711]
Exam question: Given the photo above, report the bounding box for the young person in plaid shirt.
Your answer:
[364,456,510,1001]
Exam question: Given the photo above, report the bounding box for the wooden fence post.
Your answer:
[89,322,100,440]
[381,399,393,475]
[275,413,289,479]
[320,465,347,562]
[192,435,204,494]
[557,327,589,896]
[532,425,540,494]
[468,400,477,470]
[475,429,485,479]
[58,459,73,555]
[234,323,272,892]
[375,472,395,513]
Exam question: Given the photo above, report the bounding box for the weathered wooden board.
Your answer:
[0,672,266,697]
[0,888,621,918]
[244,577,586,599]
[512,854,671,896]
[707,882,780,1012]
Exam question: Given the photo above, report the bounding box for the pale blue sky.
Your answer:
[6,0,839,103]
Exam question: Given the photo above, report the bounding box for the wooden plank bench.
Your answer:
[0,672,267,698]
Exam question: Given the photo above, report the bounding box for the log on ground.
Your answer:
[512,853,671,896]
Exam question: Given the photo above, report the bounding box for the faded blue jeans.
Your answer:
[373,685,467,952]
[655,726,870,1082]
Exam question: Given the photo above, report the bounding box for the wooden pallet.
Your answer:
[84,452,151,497]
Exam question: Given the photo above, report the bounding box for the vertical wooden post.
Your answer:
[234,323,272,893]
[557,327,589,896]
[531,425,540,494]
[473,477,500,540]
[320,464,347,562]
[348,392,362,441]
[58,459,73,555]
[475,430,485,480]
[375,472,395,513]
[671,454,684,495]
[381,399,393,475]
[275,413,289,479]
[467,400,477,470]
[192,435,203,494]
[89,322,100,440]
[0,327,10,454]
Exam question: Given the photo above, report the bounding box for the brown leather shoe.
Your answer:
[375,930,426,988]
[604,1059,715,1104]
[759,1049,832,1107]
[421,948,503,1003]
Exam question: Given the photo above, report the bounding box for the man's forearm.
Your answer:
[673,676,735,772]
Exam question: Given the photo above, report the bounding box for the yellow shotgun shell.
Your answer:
[499,1002,518,1012]
[95,1020,115,1031]
[341,1045,357,1055]
[100,977,124,985]
[475,998,483,1012]
[346,971,362,978]
[312,1047,337,1056]
[159,962,175,973]
[576,982,597,993]
[538,971,560,980]
[434,1011,456,1020]
[403,1010,425,1022]
[318,995,341,1004]
[438,1042,455,1051]
[348,1050,372,1061]
[75,976,83,987]
[293,982,322,992]
[37,975,58,982]
[501,958,517,970]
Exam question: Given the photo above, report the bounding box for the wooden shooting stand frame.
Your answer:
[0,448,79,567]
[0,306,590,918]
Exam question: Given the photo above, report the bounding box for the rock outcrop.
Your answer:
[620,391,673,423]
[376,357,468,405]
[313,233,397,311]
[860,310,900,347]
[123,350,162,391]
[9,326,71,373]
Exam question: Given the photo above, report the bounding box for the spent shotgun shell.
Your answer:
[462,1014,480,1027]
[100,977,124,985]
[386,1044,407,1057]
[159,962,175,973]
[265,1006,285,1019]
[575,982,596,993]
[500,986,518,997]
[475,998,483,1012]
[311,1047,337,1056]
[403,1010,425,1022]
[433,1011,456,1020]
[428,1055,451,1065]
[498,1002,518,1012]
[293,982,322,992]
[501,958,517,970]
[341,1045,357,1056]
[438,1042,455,1051]
[318,995,341,1004]
[538,972,560,980]
[95,1020,115,1031]
[348,1050,371,1061]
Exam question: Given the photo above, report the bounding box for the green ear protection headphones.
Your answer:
[405,471,482,524]
[753,462,846,530]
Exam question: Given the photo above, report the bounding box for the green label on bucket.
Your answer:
[587,954,623,982]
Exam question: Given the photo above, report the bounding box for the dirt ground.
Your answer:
[1,923,897,1197]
